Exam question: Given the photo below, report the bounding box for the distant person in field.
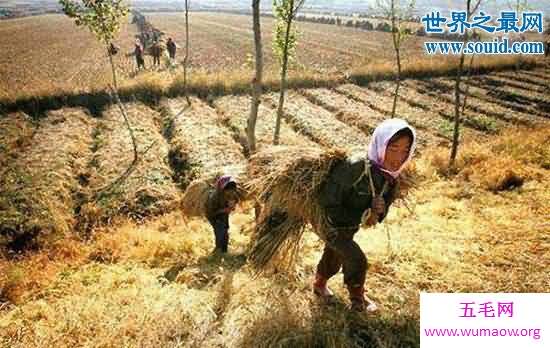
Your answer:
[151,40,162,67]
[206,176,240,254]
[134,42,145,70]
[166,37,177,61]
[108,42,119,56]
[313,119,416,312]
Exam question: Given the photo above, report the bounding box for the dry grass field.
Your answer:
[0,8,549,348]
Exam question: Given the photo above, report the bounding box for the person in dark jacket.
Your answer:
[151,40,162,67]
[108,42,119,56]
[166,37,177,61]
[205,175,240,254]
[134,42,145,70]
[313,118,417,312]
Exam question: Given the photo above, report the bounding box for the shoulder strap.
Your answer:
[360,160,389,198]
[351,159,368,187]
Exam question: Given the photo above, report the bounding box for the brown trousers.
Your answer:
[316,228,367,289]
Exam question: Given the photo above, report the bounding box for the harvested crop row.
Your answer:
[213,95,318,154]
[478,74,549,100]
[403,79,533,126]
[371,80,505,134]
[299,88,384,135]
[263,92,369,152]
[0,112,35,168]
[79,103,181,230]
[335,83,463,143]
[517,69,550,83]
[164,97,247,183]
[466,77,549,117]
[493,71,548,93]
[0,108,94,248]
[427,78,549,120]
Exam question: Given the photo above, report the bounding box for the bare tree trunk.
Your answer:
[273,0,294,145]
[183,0,191,105]
[461,53,475,117]
[450,48,466,168]
[108,46,138,163]
[90,46,151,203]
[450,0,476,168]
[392,47,402,118]
[247,0,263,154]
[108,47,119,90]
[390,0,401,118]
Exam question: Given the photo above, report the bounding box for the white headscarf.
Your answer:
[367,118,417,179]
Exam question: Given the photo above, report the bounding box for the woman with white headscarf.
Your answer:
[313,118,416,312]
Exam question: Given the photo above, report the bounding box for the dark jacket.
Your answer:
[319,155,398,229]
[134,45,143,58]
[205,188,230,223]
[167,40,176,54]
[151,43,162,57]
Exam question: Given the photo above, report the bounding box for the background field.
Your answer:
[0,15,139,102]
[1,12,546,104]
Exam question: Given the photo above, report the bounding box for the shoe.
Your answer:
[313,273,334,300]
[348,286,378,313]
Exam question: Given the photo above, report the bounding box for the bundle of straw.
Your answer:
[180,177,216,218]
[180,173,251,220]
[245,146,348,271]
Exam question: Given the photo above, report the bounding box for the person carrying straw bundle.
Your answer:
[246,119,417,312]
[205,175,240,254]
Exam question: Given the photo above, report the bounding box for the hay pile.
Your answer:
[213,95,318,152]
[166,97,246,181]
[245,146,348,271]
[426,127,549,192]
[0,108,95,248]
[300,88,384,135]
[79,103,181,230]
[264,92,368,151]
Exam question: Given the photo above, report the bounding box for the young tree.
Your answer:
[183,0,191,105]
[272,0,306,145]
[449,0,482,168]
[59,0,138,165]
[59,0,155,196]
[375,0,415,118]
[247,0,264,153]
